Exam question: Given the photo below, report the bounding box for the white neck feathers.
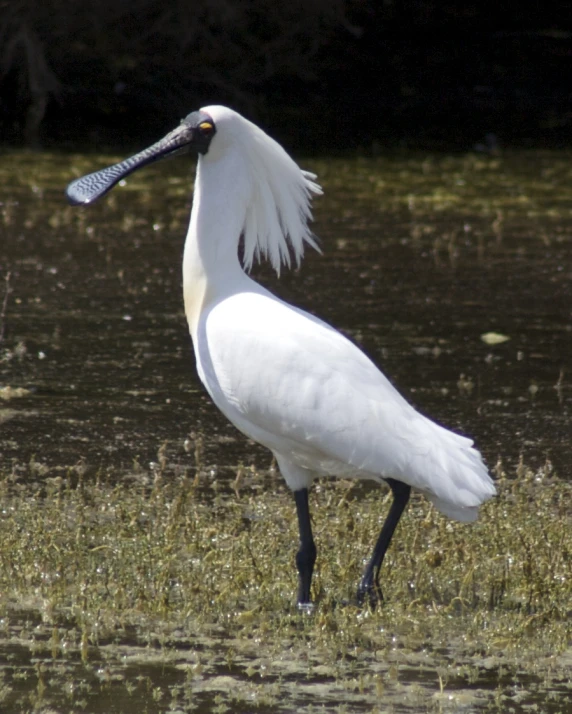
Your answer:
[198,105,322,275]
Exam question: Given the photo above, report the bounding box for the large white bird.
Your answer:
[66,106,496,608]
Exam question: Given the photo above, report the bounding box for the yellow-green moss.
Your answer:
[0,457,570,712]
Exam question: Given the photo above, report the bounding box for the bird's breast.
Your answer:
[190,290,405,475]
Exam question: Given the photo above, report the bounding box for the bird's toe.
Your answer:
[356,583,383,609]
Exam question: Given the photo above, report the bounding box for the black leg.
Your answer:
[357,478,411,608]
[294,488,317,608]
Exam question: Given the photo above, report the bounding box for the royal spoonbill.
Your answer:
[66,106,496,608]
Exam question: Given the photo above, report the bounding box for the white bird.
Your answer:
[66,106,496,608]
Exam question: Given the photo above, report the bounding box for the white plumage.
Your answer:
[185,106,494,515]
[66,105,496,608]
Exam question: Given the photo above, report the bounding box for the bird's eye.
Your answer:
[199,122,214,134]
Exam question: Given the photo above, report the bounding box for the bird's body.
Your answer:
[66,105,496,608]
[183,107,493,522]
[193,282,490,520]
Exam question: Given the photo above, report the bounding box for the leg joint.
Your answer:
[296,540,317,572]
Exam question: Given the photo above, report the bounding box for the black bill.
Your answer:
[65,110,215,206]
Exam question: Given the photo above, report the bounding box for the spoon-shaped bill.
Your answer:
[65,123,194,206]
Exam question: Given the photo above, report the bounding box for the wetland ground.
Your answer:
[1,148,571,712]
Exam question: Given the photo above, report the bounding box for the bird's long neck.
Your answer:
[183,152,250,338]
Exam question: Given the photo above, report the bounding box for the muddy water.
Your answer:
[1,149,571,713]
[1,150,570,478]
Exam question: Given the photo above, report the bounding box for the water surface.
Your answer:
[1,149,570,478]
[0,148,571,713]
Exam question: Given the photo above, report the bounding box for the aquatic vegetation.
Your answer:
[0,456,570,712]
[1,148,571,710]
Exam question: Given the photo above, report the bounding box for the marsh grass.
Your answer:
[0,457,571,713]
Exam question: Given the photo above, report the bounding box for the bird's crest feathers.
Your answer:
[203,106,322,274]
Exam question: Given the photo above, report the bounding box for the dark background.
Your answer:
[0,0,571,151]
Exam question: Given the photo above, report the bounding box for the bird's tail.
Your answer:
[409,419,496,522]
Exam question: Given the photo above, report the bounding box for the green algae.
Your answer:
[0,456,570,712]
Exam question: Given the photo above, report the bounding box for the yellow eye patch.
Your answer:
[199,122,214,132]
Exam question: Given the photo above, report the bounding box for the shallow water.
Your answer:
[0,616,569,714]
[1,149,570,478]
[1,148,571,713]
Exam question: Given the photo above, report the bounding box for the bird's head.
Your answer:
[65,109,219,205]
[65,105,322,274]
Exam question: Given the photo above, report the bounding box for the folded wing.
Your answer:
[198,289,496,520]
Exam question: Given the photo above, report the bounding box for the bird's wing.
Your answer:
[197,290,495,513]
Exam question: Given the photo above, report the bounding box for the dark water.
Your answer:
[1,150,571,479]
[1,148,571,714]
[1,610,569,714]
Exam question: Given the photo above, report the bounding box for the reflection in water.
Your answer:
[1,150,570,478]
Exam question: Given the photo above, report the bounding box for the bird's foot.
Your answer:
[356,582,383,609]
[297,601,315,614]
